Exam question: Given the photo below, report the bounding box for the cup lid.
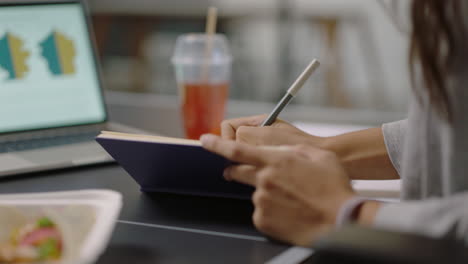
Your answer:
[171,33,232,65]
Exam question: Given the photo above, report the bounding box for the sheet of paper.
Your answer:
[292,121,370,137]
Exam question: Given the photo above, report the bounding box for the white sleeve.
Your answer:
[375,192,468,244]
[381,119,407,175]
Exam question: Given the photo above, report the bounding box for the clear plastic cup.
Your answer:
[171,33,232,139]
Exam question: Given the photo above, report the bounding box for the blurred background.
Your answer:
[89,0,409,134]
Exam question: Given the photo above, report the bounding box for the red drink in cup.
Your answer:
[181,82,229,139]
[172,34,232,139]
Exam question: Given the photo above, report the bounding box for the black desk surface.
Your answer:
[0,164,292,263]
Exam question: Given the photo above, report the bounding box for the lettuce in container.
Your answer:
[0,215,63,262]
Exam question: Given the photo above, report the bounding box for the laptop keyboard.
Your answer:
[0,131,99,153]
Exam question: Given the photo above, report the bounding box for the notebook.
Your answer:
[96,131,254,199]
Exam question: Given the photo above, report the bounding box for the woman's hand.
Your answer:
[200,134,357,246]
[221,115,400,181]
[221,115,324,147]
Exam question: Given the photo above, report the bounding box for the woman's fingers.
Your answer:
[201,134,271,166]
[251,187,303,242]
[220,115,268,140]
[224,164,258,186]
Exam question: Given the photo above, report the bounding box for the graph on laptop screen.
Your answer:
[0,2,106,134]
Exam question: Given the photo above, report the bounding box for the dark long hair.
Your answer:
[410,0,467,122]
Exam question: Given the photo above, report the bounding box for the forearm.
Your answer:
[321,127,399,180]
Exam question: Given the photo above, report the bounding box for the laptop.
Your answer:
[0,0,142,177]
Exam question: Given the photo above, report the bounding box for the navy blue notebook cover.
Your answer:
[96,132,254,199]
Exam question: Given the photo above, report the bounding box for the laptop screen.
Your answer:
[0,1,106,134]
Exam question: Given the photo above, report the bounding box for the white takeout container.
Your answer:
[0,189,122,264]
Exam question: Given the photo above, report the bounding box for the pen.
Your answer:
[261,59,321,126]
